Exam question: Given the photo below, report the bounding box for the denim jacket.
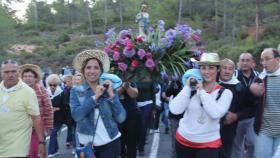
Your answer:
[70,81,126,138]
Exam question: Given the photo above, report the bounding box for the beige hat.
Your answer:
[73,49,110,73]
[20,64,42,83]
[197,53,220,66]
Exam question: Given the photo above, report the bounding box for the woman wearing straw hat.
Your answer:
[169,53,233,158]
[70,49,126,158]
[20,64,54,158]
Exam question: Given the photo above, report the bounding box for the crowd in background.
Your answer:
[0,47,280,158]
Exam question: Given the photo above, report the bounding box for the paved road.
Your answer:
[46,124,172,158]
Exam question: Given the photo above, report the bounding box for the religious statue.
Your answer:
[136,2,150,37]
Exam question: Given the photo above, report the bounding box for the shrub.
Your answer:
[58,32,71,43]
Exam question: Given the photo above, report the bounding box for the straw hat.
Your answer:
[73,49,110,73]
[196,53,220,66]
[20,64,42,83]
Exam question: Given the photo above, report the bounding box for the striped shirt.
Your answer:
[32,84,53,129]
[260,75,280,136]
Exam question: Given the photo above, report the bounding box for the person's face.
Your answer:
[74,76,83,85]
[220,63,235,82]
[141,5,147,12]
[261,50,280,73]
[239,54,254,71]
[48,81,58,92]
[22,71,36,87]
[64,77,73,88]
[1,63,19,88]
[200,65,218,83]
[83,59,102,83]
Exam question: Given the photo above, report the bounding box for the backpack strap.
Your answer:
[216,87,225,101]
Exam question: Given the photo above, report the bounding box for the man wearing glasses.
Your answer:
[232,53,260,158]
[250,48,280,158]
[0,60,46,158]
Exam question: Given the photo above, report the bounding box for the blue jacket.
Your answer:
[70,81,126,138]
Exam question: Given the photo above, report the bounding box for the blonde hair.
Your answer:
[46,74,61,85]
[220,58,235,69]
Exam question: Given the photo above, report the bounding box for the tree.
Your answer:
[255,0,260,42]
[214,0,218,33]
[0,5,16,49]
[118,0,123,26]
[177,0,183,23]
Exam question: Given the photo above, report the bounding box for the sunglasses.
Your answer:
[49,84,58,87]
[1,60,18,65]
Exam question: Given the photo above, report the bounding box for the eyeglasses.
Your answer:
[260,57,274,64]
[1,60,18,65]
[49,84,57,87]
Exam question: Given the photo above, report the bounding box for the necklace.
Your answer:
[197,82,217,124]
[204,82,217,93]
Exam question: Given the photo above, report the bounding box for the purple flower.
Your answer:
[160,38,173,48]
[166,29,177,39]
[160,71,169,80]
[149,27,155,33]
[95,40,102,48]
[184,60,199,69]
[103,47,111,55]
[149,43,159,52]
[145,52,152,59]
[118,62,128,71]
[105,28,115,39]
[171,75,178,81]
[118,30,132,39]
[158,20,165,32]
[123,47,136,58]
[184,60,193,68]
[137,49,146,59]
[113,51,120,61]
[145,58,156,70]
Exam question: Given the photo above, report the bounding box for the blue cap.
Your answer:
[182,69,203,86]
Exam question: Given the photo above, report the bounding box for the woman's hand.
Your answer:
[95,85,106,100]
[103,80,115,98]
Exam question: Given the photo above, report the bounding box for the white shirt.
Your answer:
[77,109,121,146]
[169,85,232,143]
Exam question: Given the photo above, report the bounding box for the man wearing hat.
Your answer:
[20,64,53,158]
[0,60,46,158]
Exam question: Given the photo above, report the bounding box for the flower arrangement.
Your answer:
[100,20,204,81]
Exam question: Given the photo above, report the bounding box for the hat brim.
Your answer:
[197,61,220,66]
[73,49,110,73]
[20,64,42,83]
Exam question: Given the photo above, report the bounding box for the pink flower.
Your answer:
[137,49,146,59]
[126,41,134,50]
[145,58,156,70]
[123,47,135,58]
[118,62,128,71]
[131,60,140,68]
[145,52,152,59]
[113,51,120,61]
[136,36,143,43]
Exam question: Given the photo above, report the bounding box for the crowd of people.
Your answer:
[0,47,280,158]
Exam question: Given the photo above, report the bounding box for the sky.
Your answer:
[9,0,54,19]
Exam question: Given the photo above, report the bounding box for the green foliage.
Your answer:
[263,22,280,38]
[0,5,16,49]
[57,32,71,43]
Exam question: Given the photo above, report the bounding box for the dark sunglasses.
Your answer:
[49,84,58,87]
[1,60,18,65]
